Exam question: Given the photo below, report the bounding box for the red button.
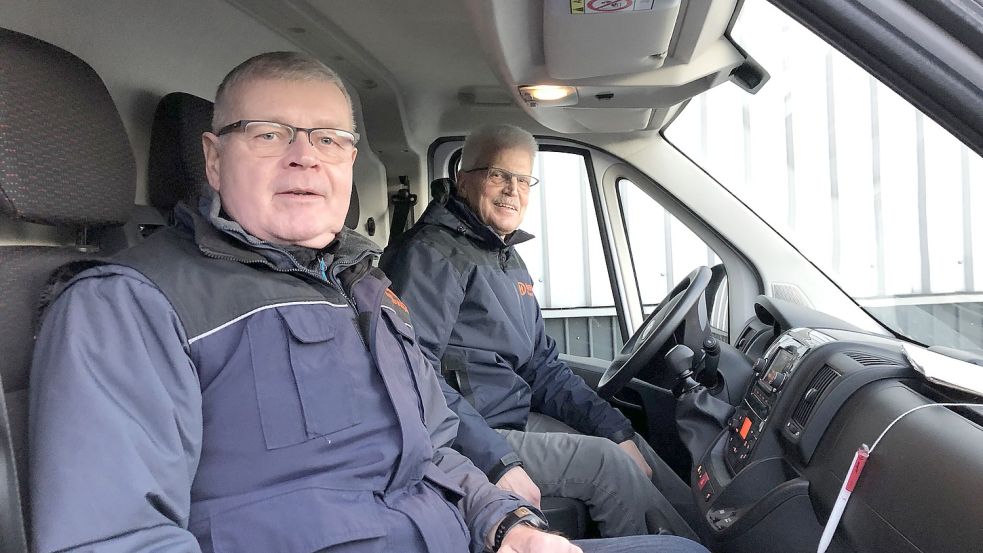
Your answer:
[698,472,710,490]
[739,417,753,440]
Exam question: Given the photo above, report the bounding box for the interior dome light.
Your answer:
[518,85,578,107]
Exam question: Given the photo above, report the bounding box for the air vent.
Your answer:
[844,351,902,367]
[791,365,840,427]
[770,282,814,307]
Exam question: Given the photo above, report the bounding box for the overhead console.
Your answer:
[543,0,681,79]
[466,0,767,133]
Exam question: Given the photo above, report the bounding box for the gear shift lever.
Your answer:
[670,344,735,463]
[665,345,701,396]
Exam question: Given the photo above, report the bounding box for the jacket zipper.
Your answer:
[198,247,361,311]
[201,247,372,349]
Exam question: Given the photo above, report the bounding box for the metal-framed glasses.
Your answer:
[464,166,539,191]
[216,120,359,162]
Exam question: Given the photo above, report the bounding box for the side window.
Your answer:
[618,178,728,340]
[515,150,621,360]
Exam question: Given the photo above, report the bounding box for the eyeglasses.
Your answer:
[464,166,539,191]
[216,120,359,162]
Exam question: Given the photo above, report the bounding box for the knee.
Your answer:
[591,438,649,478]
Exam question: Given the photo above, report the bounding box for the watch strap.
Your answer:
[487,452,523,484]
[492,506,548,552]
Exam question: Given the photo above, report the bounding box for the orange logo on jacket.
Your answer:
[517,282,535,297]
[385,288,409,313]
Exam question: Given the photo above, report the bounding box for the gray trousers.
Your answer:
[573,535,708,553]
[498,413,699,540]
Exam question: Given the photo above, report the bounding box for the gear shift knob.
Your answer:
[666,344,694,377]
[665,345,700,396]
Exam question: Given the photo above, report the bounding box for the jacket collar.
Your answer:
[421,186,534,250]
[172,192,380,282]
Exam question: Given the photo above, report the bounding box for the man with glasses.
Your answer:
[30,53,707,553]
[381,125,699,540]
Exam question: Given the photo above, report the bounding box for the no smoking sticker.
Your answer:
[571,0,655,13]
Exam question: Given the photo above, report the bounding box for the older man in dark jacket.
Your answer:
[381,125,698,539]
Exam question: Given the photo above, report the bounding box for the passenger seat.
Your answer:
[0,27,137,552]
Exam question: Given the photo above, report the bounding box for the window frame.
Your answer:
[595,151,763,341]
[616,175,729,339]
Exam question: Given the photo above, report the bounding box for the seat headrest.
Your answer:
[148,92,213,211]
[430,178,453,204]
[0,28,135,227]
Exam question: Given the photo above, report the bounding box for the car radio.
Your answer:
[723,329,831,472]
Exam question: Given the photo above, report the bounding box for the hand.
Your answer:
[495,466,541,508]
[497,523,583,553]
[617,439,653,479]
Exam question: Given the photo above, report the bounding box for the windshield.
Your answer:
[665,0,983,354]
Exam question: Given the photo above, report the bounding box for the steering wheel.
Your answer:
[597,266,712,398]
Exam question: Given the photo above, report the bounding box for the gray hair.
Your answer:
[460,124,537,170]
[212,51,355,132]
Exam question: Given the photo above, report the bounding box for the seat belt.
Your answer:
[388,176,417,245]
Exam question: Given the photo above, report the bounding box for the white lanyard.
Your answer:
[816,402,983,553]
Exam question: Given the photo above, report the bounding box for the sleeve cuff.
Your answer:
[605,427,636,445]
[486,452,523,484]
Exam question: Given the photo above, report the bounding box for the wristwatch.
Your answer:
[488,452,524,484]
[492,506,549,552]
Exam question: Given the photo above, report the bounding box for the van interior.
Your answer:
[1,1,982,552]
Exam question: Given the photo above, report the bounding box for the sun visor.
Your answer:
[566,106,654,132]
[543,0,681,80]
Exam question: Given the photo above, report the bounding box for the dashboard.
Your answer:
[689,296,983,553]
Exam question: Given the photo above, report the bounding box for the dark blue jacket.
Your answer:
[381,194,634,482]
[29,199,525,553]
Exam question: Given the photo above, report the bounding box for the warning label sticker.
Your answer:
[571,0,656,13]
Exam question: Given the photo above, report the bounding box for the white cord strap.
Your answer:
[816,402,983,553]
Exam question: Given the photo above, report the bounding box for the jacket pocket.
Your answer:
[251,306,361,450]
[380,306,431,421]
[210,488,385,553]
[381,305,416,344]
[459,348,523,416]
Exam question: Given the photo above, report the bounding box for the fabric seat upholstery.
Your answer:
[0,27,137,552]
[148,92,214,214]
